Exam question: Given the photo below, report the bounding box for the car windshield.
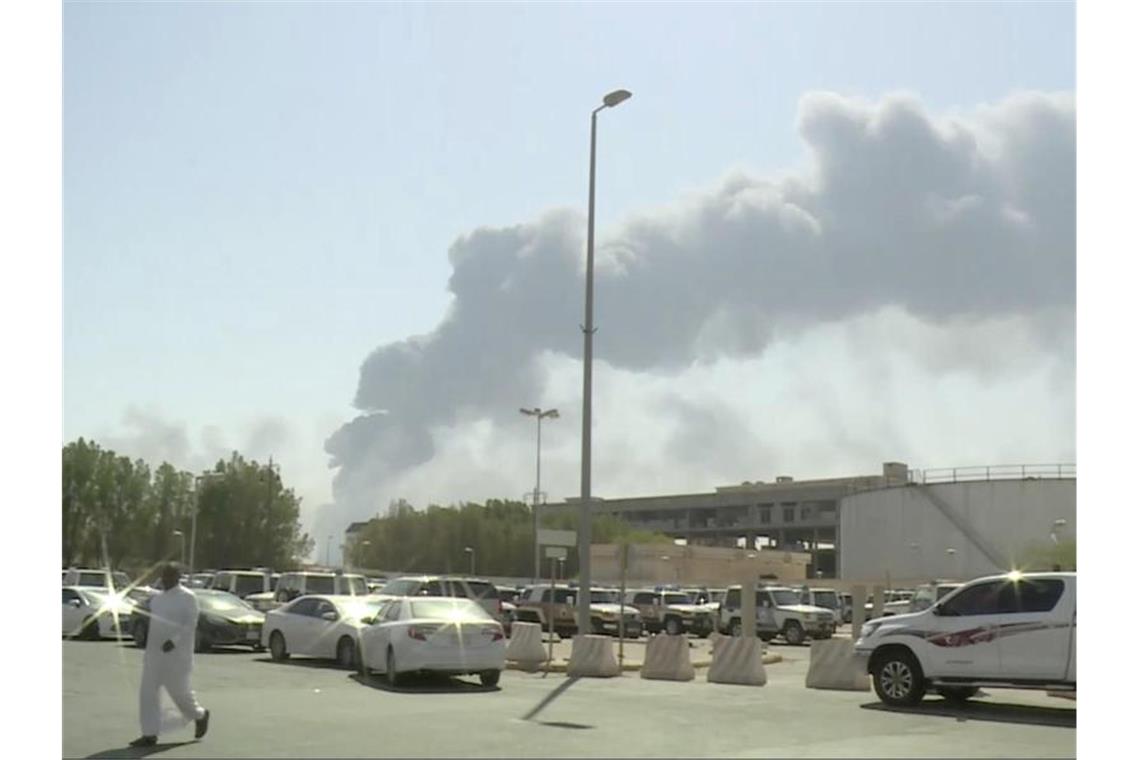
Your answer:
[464,581,498,600]
[233,574,266,595]
[339,599,384,620]
[936,585,961,600]
[813,591,839,609]
[305,576,336,594]
[198,593,255,614]
[380,579,419,596]
[339,576,368,595]
[664,593,692,605]
[590,590,619,603]
[77,572,108,587]
[411,599,492,621]
[770,590,800,606]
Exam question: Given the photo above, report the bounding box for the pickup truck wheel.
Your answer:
[665,618,682,636]
[936,686,979,703]
[782,621,805,646]
[872,650,927,706]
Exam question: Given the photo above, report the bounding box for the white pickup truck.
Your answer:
[854,572,1076,706]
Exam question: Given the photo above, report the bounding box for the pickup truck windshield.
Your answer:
[770,590,800,606]
[663,593,692,605]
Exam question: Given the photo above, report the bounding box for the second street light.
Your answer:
[578,87,632,636]
[520,406,559,584]
[464,546,475,575]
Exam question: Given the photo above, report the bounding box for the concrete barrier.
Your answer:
[567,635,620,678]
[707,636,767,686]
[804,638,870,691]
[640,634,695,682]
[505,622,547,672]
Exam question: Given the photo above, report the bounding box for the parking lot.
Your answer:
[63,635,1075,759]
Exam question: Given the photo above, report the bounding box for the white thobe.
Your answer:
[138,585,206,737]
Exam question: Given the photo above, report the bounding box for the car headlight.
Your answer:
[859,621,883,639]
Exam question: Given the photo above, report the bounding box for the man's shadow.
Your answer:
[83,740,195,758]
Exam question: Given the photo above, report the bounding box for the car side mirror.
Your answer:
[931,604,943,616]
[359,616,374,625]
[321,611,338,622]
[68,599,81,608]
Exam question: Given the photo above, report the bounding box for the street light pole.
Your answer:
[578,88,632,636]
[173,530,185,566]
[521,407,559,584]
[464,546,475,576]
[326,535,333,567]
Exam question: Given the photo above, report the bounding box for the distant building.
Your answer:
[545,462,1076,581]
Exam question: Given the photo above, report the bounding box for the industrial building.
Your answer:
[545,462,1075,581]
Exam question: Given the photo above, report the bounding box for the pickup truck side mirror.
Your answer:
[931,604,943,616]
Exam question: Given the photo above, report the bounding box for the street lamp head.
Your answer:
[172,530,183,537]
[1053,519,1068,528]
[464,546,473,553]
[542,409,560,419]
[603,89,632,108]
[520,408,538,416]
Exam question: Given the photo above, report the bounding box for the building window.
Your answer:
[759,506,771,524]
[801,505,812,520]
[783,506,795,523]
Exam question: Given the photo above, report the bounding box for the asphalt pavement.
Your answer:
[63,637,1075,759]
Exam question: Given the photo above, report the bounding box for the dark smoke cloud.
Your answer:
[322,91,1074,527]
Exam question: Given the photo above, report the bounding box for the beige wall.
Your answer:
[590,543,810,587]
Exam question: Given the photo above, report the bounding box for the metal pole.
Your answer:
[618,542,628,666]
[578,109,599,637]
[533,415,542,584]
[190,479,199,576]
[546,556,556,673]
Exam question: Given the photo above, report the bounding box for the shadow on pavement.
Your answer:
[349,671,499,694]
[537,720,594,730]
[860,698,1076,728]
[521,675,582,722]
[83,740,194,759]
[253,656,348,670]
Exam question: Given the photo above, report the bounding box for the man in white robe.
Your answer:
[130,563,210,747]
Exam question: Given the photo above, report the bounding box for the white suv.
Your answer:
[719,585,835,644]
[855,572,1077,706]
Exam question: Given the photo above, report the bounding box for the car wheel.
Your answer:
[132,621,147,648]
[336,636,356,670]
[269,631,289,661]
[730,619,743,637]
[591,619,604,635]
[872,649,927,706]
[385,647,402,688]
[783,621,805,646]
[75,616,96,640]
[759,632,776,642]
[665,618,682,636]
[480,670,501,687]
[936,686,979,704]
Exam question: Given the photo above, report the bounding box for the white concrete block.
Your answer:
[707,636,767,686]
[640,633,695,682]
[804,638,870,691]
[567,635,620,678]
[505,622,547,670]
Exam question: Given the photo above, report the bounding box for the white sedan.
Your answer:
[263,595,384,669]
[62,586,136,639]
[358,596,506,688]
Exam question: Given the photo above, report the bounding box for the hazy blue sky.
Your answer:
[63,1,1075,541]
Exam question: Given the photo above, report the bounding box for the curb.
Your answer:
[506,652,783,674]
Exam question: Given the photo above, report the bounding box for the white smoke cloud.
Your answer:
[321,90,1075,536]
